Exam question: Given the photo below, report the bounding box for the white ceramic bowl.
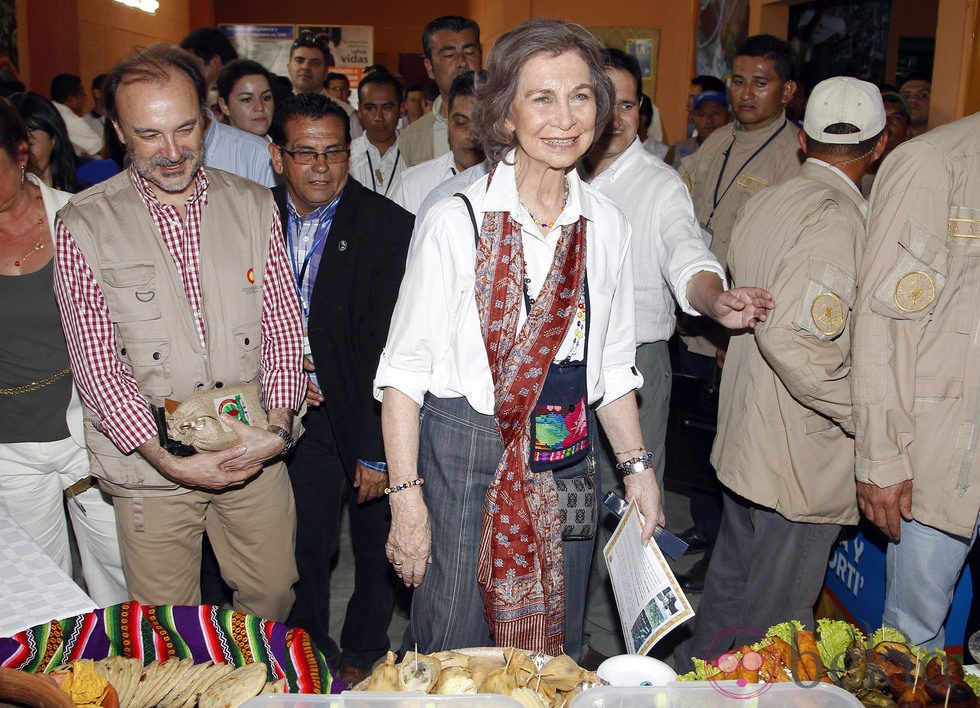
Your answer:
[596,655,677,687]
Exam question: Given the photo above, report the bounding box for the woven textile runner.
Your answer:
[0,601,334,694]
[474,168,587,655]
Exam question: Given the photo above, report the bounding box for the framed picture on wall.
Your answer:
[627,39,654,78]
[588,27,660,100]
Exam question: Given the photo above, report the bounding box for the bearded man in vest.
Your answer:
[54,43,306,621]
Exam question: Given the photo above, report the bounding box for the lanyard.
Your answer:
[707,117,787,228]
[287,211,331,319]
[366,148,400,196]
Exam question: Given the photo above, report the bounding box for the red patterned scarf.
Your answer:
[474,168,587,654]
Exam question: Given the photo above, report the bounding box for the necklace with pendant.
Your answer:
[2,191,46,268]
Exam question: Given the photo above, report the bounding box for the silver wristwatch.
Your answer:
[267,424,295,456]
[615,453,654,476]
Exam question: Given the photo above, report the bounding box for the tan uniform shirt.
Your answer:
[852,111,980,538]
[712,161,864,524]
[678,112,803,356]
[397,97,449,167]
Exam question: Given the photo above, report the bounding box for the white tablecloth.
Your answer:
[0,504,96,636]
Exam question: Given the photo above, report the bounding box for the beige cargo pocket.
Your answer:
[118,339,172,398]
[914,376,962,402]
[233,322,262,383]
[101,262,162,322]
[795,257,856,341]
[944,206,980,334]
[870,220,947,320]
[83,418,179,492]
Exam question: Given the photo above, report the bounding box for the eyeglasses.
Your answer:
[278,145,350,164]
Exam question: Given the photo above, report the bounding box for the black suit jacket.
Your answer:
[273,178,413,475]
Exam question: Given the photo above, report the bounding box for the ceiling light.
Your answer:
[113,0,159,14]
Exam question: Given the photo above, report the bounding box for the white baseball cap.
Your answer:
[804,77,886,144]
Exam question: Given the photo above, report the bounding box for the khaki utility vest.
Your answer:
[59,168,275,497]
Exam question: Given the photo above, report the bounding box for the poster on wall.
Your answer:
[220,24,373,92]
[695,0,749,80]
[588,27,660,101]
[220,25,294,78]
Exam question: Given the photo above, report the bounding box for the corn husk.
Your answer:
[530,674,558,703]
[432,651,471,670]
[469,656,505,686]
[398,652,442,693]
[367,651,400,692]
[539,655,583,691]
[479,667,519,695]
[503,648,537,686]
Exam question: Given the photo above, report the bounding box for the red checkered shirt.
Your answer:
[55,167,305,453]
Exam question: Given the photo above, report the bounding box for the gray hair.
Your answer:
[473,18,613,164]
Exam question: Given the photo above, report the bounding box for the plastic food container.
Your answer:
[241,693,522,707]
[569,682,863,707]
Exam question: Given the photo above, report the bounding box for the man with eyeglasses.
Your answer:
[349,71,406,196]
[268,93,413,686]
[577,47,773,667]
[898,74,931,137]
[397,15,482,167]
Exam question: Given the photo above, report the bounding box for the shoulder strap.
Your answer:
[454,192,479,247]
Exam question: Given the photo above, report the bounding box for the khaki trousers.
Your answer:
[113,461,297,622]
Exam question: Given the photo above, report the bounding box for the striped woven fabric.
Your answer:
[0,601,335,694]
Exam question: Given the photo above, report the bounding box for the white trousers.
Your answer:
[0,437,128,607]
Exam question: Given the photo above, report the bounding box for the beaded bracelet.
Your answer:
[384,477,425,495]
[614,446,647,457]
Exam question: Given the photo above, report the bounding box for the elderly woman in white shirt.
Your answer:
[375,19,758,658]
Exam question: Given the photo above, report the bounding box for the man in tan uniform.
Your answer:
[678,33,804,355]
[675,77,887,668]
[674,34,804,592]
[853,110,980,649]
[397,16,481,167]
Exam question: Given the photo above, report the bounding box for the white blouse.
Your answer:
[374,153,642,415]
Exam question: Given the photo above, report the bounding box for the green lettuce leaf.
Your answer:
[868,626,908,646]
[963,672,980,697]
[816,618,864,674]
[765,620,805,646]
[677,657,720,681]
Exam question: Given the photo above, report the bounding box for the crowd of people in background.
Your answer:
[0,11,976,687]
